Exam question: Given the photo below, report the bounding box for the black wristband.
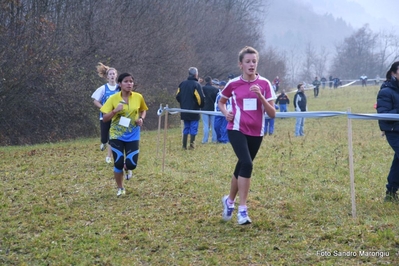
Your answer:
[139,116,144,121]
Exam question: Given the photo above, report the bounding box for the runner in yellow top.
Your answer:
[101,73,148,197]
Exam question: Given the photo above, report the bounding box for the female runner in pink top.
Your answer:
[218,46,276,225]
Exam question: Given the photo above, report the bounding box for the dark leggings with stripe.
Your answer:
[109,139,139,173]
[100,120,111,144]
[227,130,263,178]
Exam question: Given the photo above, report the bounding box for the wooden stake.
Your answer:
[347,107,356,218]
[157,104,162,157]
[162,104,169,173]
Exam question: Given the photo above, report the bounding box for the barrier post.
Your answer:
[162,104,169,173]
[347,107,357,218]
[157,104,162,157]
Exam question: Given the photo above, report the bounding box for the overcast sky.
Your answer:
[302,0,398,32]
[350,0,398,29]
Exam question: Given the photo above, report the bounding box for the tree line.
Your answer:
[294,25,399,85]
[0,0,286,145]
[1,0,398,146]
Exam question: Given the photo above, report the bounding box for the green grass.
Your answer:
[1,85,399,265]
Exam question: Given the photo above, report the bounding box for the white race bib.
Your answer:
[119,116,131,127]
[243,98,257,111]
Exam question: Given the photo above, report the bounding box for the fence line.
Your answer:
[157,106,399,121]
[156,105,399,218]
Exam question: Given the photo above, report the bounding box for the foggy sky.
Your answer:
[350,0,398,28]
[302,0,398,32]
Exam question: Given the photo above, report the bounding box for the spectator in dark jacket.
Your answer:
[376,61,399,202]
[201,76,219,144]
[275,89,290,112]
[293,83,307,137]
[321,77,327,89]
[312,76,321,97]
[176,67,205,149]
[333,77,340,88]
[360,74,368,87]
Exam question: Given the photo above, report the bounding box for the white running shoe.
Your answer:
[100,143,106,151]
[105,156,112,164]
[117,188,125,197]
[222,195,235,221]
[237,209,252,225]
[125,170,133,180]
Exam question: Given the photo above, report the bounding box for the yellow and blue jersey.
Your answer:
[100,91,148,141]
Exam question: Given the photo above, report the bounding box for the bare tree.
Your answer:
[313,46,329,80]
[375,30,399,77]
[257,46,286,89]
[0,0,272,145]
[299,42,316,84]
[284,49,303,88]
[330,24,379,79]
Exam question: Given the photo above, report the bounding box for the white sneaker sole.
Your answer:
[222,196,234,221]
[237,213,252,225]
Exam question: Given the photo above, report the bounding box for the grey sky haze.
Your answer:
[302,0,398,32]
[350,0,398,28]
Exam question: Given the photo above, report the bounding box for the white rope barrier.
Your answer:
[157,106,399,121]
[157,105,398,218]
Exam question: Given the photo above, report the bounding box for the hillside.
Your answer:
[262,0,354,52]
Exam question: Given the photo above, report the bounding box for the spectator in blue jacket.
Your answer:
[376,61,399,202]
[264,104,279,135]
[214,81,229,143]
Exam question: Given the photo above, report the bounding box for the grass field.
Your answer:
[1,85,399,265]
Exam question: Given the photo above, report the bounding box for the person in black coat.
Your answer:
[201,76,219,144]
[176,67,205,149]
[275,89,290,112]
[293,83,307,137]
[376,61,399,202]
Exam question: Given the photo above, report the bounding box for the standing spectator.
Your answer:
[333,77,340,89]
[91,63,119,164]
[376,61,399,202]
[100,73,148,197]
[219,46,276,225]
[360,74,368,87]
[329,75,333,88]
[320,77,327,89]
[275,89,290,112]
[201,76,219,144]
[273,76,280,92]
[176,67,205,149]
[214,81,229,143]
[293,83,307,137]
[312,76,321,97]
[264,104,279,135]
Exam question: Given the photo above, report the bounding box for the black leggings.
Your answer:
[100,120,111,144]
[227,130,263,178]
[109,139,139,172]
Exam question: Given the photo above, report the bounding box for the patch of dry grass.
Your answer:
[1,85,399,265]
